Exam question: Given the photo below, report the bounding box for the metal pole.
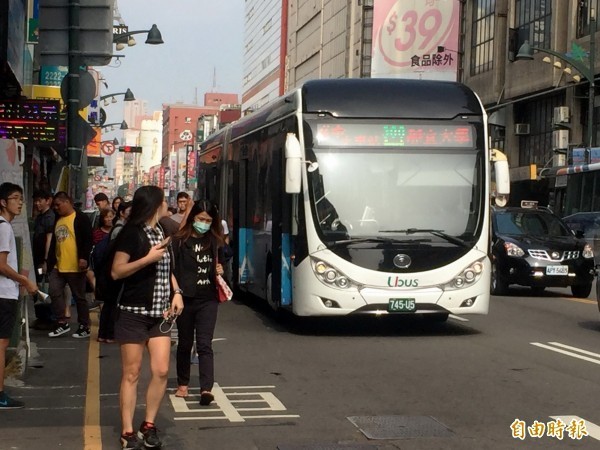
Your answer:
[588,11,596,163]
[67,0,81,198]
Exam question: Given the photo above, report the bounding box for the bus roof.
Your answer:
[200,78,484,148]
[301,78,483,119]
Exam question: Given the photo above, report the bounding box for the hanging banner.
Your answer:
[371,0,460,81]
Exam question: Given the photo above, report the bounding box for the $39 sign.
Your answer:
[377,0,459,68]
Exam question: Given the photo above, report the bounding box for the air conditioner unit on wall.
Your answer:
[552,129,569,149]
[515,123,530,135]
[553,106,570,124]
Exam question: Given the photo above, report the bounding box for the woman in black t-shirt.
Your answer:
[171,200,225,405]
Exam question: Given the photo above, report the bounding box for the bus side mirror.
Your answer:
[491,149,510,207]
[285,133,302,194]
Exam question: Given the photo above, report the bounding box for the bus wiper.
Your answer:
[327,237,397,249]
[385,228,470,248]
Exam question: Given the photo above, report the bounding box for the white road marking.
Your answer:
[170,383,299,422]
[531,342,600,365]
[551,416,600,441]
[547,342,600,359]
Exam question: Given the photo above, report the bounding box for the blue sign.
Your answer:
[40,65,68,87]
[572,148,600,165]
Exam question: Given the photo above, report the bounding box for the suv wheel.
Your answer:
[572,283,592,298]
[491,261,508,295]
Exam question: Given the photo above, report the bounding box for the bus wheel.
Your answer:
[265,272,279,311]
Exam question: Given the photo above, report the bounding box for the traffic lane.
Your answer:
[191,299,600,449]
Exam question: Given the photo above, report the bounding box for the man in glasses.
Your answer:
[0,182,38,409]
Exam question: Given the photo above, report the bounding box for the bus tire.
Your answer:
[265,272,279,311]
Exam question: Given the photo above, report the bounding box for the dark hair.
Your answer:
[126,186,164,227]
[118,200,132,217]
[32,189,52,200]
[53,191,72,203]
[98,208,114,228]
[112,196,123,209]
[94,192,109,202]
[177,191,190,200]
[174,199,224,245]
[167,206,178,215]
[0,183,23,211]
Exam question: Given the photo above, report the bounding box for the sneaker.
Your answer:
[72,325,91,339]
[120,432,141,449]
[0,391,24,409]
[137,421,161,448]
[48,323,70,338]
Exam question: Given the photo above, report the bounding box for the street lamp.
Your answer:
[516,12,596,159]
[100,120,128,131]
[113,24,164,51]
[100,88,135,106]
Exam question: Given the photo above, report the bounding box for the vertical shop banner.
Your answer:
[169,151,178,192]
[371,0,460,81]
[158,166,165,189]
[186,144,197,189]
[177,147,187,192]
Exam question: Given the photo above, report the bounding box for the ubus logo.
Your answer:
[388,277,419,288]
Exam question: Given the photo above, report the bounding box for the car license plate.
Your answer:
[546,265,568,275]
[388,298,416,313]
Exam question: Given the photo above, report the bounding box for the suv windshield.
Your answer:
[495,210,572,237]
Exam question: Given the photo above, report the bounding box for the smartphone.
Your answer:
[158,236,171,249]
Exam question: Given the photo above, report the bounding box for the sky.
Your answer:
[100,0,244,128]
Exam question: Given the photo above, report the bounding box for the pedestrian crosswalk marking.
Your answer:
[170,383,300,422]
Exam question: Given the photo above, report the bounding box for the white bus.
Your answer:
[198,78,509,320]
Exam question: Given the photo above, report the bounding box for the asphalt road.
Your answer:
[3,285,600,450]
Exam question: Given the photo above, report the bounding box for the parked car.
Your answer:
[562,212,600,257]
[491,205,595,297]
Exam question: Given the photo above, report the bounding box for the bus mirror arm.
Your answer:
[491,149,510,207]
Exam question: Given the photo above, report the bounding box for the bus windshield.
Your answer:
[307,146,483,246]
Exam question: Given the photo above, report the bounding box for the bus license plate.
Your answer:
[388,298,416,313]
[546,265,568,275]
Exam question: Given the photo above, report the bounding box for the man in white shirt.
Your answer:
[0,183,38,409]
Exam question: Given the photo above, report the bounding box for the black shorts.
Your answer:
[0,298,18,339]
[114,309,170,344]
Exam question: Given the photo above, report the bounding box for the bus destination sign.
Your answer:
[316,123,474,148]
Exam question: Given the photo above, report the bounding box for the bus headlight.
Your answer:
[441,257,486,291]
[583,244,594,259]
[311,258,359,290]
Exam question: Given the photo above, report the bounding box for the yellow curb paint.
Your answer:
[565,298,596,305]
[84,311,102,450]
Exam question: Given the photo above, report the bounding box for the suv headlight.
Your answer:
[440,258,485,291]
[583,243,594,259]
[504,242,525,257]
[311,258,360,290]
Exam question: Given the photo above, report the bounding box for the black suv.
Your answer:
[491,206,595,297]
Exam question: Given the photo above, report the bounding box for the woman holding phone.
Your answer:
[171,200,225,406]
[111,186,184,450]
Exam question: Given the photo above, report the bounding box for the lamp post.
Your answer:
[113,24,164,51]
[100,88,135,106]
[99,120,128,131]
[517,12,596,161]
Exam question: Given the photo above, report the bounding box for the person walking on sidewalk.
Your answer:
[172,200,225,406]
[111,186,183,449]
[47,192,93,338]
[0,183,38,409]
